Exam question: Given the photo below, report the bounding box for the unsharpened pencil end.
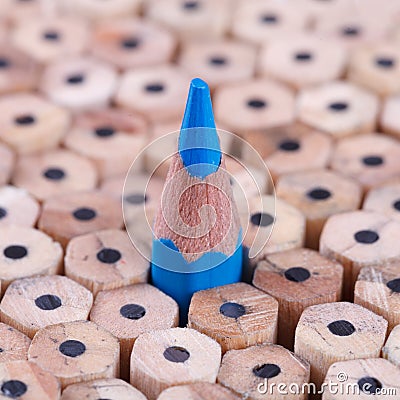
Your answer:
[179,78,221,178]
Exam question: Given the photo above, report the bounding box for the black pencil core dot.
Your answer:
[120,304,146,320]
[35,294,62,311]
[362,155,384,166]
[247,99,267,109]
[220,302,246,318]
[59,340,86,358]
[0,207,7,219]
[250,212,274,227]
[95,126,115,138]
[294,52,313,61]
[279,139,300,151]
[387,278,400,293]
[121,37,140,49]
[182,1,199,10]
[43,167,65,181]
[253,364,281,379]
[125,193,147,204]
[260,14,279,24]
[354,230,379,244]
[342,26,360,36]
[375,57,395,68]
[72,207,97,221]
[0,58,10,68]
[97,248,121,264]
[66,74,85,85]
[358,377,382,394]
[284,267,311,283]
[4,245,28,260]
[327,320,355,336]
[145,83,165,93]
[328,102,349,111]
[0,349,3,353]
[307,187,332,201]
[163,346,190,363]
[1,380,27,398]
[209,56,227,66]
[393,200,400,211]
[14,114,35,125]
[43,30,60,41]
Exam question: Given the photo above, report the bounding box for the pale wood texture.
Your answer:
[61,378,147,400]
[354,264,400,333]
[115,65,189,123]
[214,79,295,135]
[65,229,149,296]
[189,282,278,353]
[64,108,147,179]
[253,248,343,349]
[297,81,379,139]
[0,144,14,186]
[348,44,400,97]
[294,302,387,389]
[243,195,305,270]
[92,18,176,70]
[276,169,362,249]
[217,343,310,400]
[363,182,400,222]
[231,0,309,45]
[90,283,178,380]
[320,210,400,298]
[179,40,256,90]
[28,320,120,389]
[0,322,31,363]
[259,34,347,90]
[61,0,142,20]
[242,123,332,182]
[41,57,118,111]
[0,44,40,94]
[158,382,240,400]
[382,95,400,139]
[0,186,39,228]
[12,149,98,201]
[39,192,123,248]
[0,275,93,338]
[323,358,400,399]
[0,360,60,400]
[0,93,70,155]
[131,327,221,400]
[11,17,89,63]
[0,226,63,290]
[331,133,400,191]
[145,0,230,42]
[382,324,400,367]
[315,10,389,49]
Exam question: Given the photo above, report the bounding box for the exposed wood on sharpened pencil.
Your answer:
[0,322,31,363]
[383,324,400,367]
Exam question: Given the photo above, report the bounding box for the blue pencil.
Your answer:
[151,78,243,324]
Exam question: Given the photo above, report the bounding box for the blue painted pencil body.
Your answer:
[151,78,243,324]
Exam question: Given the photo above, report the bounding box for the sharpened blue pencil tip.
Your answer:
[179,78,221,179]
